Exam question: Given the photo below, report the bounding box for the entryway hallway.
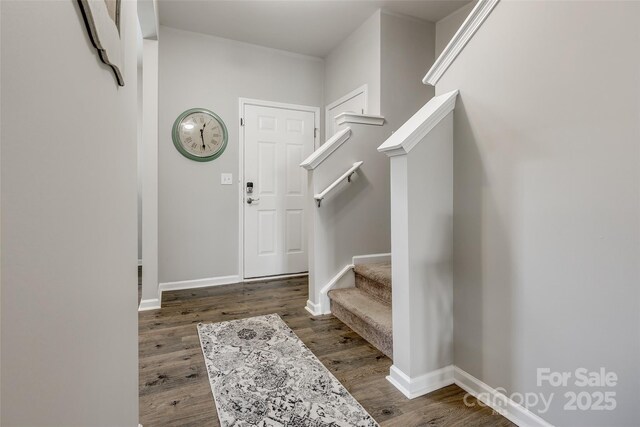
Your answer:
[138,276,513,427]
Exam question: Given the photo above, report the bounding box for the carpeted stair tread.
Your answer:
[354,262,392,304]
[354,262,391,289]
[328,287,393,358]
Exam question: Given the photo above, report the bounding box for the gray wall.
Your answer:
[324,11,381,114]
[307,11,436,303]
[380,11,435,131]
[309,122,391,305]
[158,27,323,283]
[1,1,139,425]
[437,1,640,425]
[435,1,475,58]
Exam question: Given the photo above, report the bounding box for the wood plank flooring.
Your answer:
[139,276,514,427]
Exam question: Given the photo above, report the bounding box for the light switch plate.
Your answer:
[221,173,233,185]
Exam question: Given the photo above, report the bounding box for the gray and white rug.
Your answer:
[197,314,379,427]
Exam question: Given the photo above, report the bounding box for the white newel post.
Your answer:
[378,90,458,398]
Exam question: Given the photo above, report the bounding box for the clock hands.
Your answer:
[200,123,206,150]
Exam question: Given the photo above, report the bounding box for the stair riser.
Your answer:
[355,273,392,305]
[330,299,393,359]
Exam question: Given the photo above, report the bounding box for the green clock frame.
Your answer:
[171,108,229,162]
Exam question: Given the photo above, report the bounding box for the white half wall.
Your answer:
[382,112,454,398]
[306,122,390,310]
[158,27,323,284]
[1,0,139,424]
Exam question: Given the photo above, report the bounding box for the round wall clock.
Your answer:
[172,108,228,162]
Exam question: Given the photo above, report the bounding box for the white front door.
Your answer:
[243,103,315,279]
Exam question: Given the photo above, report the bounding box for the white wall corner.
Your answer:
[305,299,323,316]
[423,0,500,86]
[453,367,554,427]
[140,38,160,307]
[138,298,161,312]
[377,90,458,157]
[300,127,352,170]
[137,0,159,40]
[335,112,385,127]
[387,365,454,399]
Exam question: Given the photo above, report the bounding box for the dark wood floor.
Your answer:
[139,275,514,427]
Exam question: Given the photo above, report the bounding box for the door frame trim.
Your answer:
[238,98,320,280]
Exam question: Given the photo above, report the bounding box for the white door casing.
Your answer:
[325,85,368,137]
[242,101,316,279]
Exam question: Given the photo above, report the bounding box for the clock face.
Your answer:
[172,109,228,162]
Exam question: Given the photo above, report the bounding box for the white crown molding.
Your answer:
[300,127,351,171]
[387,365,454,399]
[378,90,458,157]
[454,367,554,427]
[422,0,500,86]
[335,112,385,127]
[159,275,241,292]
[138,298,161,311]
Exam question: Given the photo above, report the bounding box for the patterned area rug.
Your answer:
[197,314,379,427]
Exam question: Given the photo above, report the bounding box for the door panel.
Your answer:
[244,104,315,278]
[285,209,304,253]
[285,144,304,194]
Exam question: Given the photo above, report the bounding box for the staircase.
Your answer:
[328,262,393,359]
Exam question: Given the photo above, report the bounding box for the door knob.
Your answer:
[247,197,260,205]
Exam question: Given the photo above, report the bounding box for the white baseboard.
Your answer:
[138,298,161,311]
[385,365,553,426]
[352,252,391,265]
[305,299,322,316]
[453,367,553,427]
[387,364,454,399]
[243,272,308,283]
[159,275,242,292]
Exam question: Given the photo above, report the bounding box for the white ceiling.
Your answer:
[158,0,472,58]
